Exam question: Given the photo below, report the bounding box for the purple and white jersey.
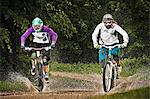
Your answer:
[20,25,57,44]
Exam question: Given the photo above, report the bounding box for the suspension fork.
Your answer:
[108,49,113,61]
[36,51,45,76]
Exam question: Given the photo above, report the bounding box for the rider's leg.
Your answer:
[31,59,37,68]
[42,49,51,80]
[112,48,121,79]
[43,56,49,73]
[43,56,50,80]
[99,48,107,72]
[31,52,37,75]
[44,65,49,73]
[111,47,120,66]
[113,55,120,79]
[114,55,120,66]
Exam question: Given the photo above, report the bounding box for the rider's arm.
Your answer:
[20,27,33,45]
[43,25,58,44]
[114,24,129,44]
[92,23,103,45]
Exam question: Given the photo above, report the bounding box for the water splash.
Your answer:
[7,72,38,93]
[42,72,103,92]
[6,72,104,93]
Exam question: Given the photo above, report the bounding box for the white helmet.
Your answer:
[102,14,113,21]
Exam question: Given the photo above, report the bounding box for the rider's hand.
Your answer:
[121,42,128,48]
[21,43,25,48]
[51,43,55,48]
[93,43,101,49]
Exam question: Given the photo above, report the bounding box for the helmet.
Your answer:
[102,14,113,22]
[32,17,43,32]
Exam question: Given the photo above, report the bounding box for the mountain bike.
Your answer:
[102,44,121,92]
[25,46,51,92]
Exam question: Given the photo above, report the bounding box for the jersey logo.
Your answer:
[32,32,49,43]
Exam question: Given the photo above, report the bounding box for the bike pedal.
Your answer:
[45,77,49,81]
[46,81,49,84]
[45,79,49,84]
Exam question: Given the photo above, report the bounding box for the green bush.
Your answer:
[120,55,150,77]
[49,61,102,74]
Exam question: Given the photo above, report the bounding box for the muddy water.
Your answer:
[0,72,149,99]
[1,76,103,99]
[42,76,101,92]
[1,73,104,99]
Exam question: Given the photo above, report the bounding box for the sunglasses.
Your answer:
[104,21,112,24]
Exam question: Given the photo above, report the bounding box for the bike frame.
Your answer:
[103,44,120,65]
[102,44,120,92]
[25,46,51,91]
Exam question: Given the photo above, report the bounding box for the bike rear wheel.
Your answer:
[37,63,45,92]
[30,69,43,92]
[37,77,44,91]
[103,61,113,92]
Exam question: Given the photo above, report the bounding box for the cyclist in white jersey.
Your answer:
[92,14,129,75]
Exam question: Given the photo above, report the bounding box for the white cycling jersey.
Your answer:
[92,23,129,45]
[32,32,49,43]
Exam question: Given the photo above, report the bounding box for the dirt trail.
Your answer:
[0,72,149,99]
[0,91,101,99]
[51,72,101,83]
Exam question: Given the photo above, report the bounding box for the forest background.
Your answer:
[0,0,149,78]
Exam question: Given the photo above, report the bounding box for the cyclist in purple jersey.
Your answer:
[20,17,58,80]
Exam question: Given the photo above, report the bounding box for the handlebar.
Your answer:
[102,44,121,50]
[24,46,52,51]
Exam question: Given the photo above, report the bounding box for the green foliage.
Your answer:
[1,0,149,77]
[49,61,101,74]
[90,87,150,99]
[0,28,12,51]
[48,10,77,39]
[120,58,138,76]
[120,55,150,77]
[16,52,31,76]
[20,19,30,34]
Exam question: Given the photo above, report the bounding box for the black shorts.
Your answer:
[31,50,51,61]
[29,42,51,61]
[28,42,51,48]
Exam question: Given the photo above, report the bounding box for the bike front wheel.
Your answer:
[103,61,113,92]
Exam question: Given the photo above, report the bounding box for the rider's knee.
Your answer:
[113,55,120,62]
[43,56,50,65]
[31,52,36,59]
[100,60,105,68]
